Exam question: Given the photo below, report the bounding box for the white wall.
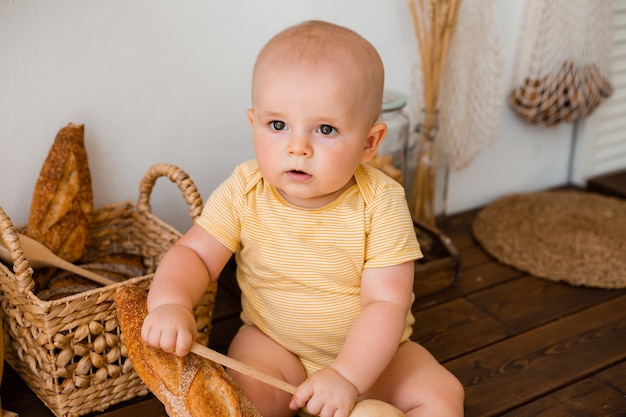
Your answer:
[0,0,574,232]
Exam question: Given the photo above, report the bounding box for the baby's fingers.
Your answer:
[173,329,193,356]
[141,314,190,356]
[141,313,162,347]
[290,381,314,411]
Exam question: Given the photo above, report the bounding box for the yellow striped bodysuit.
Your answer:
[195,160,422,376]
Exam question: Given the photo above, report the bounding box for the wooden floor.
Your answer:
[2,184,626,417]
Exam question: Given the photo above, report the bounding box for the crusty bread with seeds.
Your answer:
[115,285,262,417]
[27,123,93,263]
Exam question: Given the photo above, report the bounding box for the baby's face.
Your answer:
[248,60,384,209]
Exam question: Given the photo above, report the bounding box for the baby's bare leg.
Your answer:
[227,325,307,417]
[362,341,464,417]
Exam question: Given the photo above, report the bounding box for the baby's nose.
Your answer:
[287,134,313,156]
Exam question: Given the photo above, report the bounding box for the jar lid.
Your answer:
[382,89,407,112]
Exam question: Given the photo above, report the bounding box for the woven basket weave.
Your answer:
[0,163,218,417]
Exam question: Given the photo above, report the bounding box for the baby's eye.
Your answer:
[318,124,336,135]
[270,120,286,131]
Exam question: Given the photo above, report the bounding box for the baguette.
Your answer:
[27,123,93,263]
[115,285,262,417]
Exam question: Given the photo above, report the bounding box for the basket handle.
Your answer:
[0,206,36,295]
[137,163,204,222]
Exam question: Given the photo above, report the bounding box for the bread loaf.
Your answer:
[27,123,93,263]
[36,253,146,300]
[80,253,145,282]
[115,285,262,417]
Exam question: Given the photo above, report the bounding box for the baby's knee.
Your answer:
[425,369,465,416]
[444,372,465,409]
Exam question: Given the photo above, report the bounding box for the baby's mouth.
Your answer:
[286,169,312,182]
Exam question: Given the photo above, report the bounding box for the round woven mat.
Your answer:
[472,190,626,288]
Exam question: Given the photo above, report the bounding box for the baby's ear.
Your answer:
[246,108,254,126]
[360,122,387,162]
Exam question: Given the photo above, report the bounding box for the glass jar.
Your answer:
[408,109,449,227]
[379,90,410,181]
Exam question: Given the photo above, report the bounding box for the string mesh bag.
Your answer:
[508,0,614,126]
[407,0,504,172]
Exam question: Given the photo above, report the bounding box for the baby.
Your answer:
[142,20,464,417]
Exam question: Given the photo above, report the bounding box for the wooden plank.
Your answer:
[1,398,54,417]
[439,210,478,250]
[443,229,475,251]
[412,299,515,362]
[500,377,626,417]
[444,295,626,417]
[455,263,524,294]
[458,244,492,269]
[0,364,55,417]
[95,397,167,417]
[467,277,625,331]
[414,261,522,310]
[413,265,456,298]
[597,360,626,393]
[1,363,163,417]
[586,169,626,199]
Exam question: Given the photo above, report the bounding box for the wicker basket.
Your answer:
[0,163,218,417]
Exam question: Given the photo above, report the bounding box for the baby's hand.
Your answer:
[141,303,197,357]
[290,367,358,417]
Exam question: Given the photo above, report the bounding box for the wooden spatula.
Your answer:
[0,233,117,286]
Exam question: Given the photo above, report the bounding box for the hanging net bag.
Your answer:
[407,0,504,173]
[508,0,614,126]
[438,0,504,171]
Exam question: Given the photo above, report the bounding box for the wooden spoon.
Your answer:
[0,233,117,286]
[190,342,406,417]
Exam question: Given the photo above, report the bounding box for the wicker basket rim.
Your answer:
[0,262,152,308]
[0,162,202,299]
